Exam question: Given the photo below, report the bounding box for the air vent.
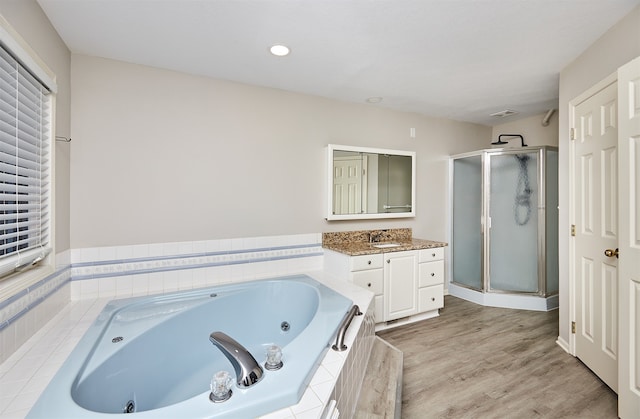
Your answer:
[490,109,519,118]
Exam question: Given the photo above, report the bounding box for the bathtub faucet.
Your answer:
[209,332,264,388]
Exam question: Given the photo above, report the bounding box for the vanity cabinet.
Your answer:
[384,250,418,321]
[324,246,445,325]
[418,247,445,312]
[323,252,385,321]
[349,254,384,321]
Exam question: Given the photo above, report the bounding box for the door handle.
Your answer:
[604,248,619,258]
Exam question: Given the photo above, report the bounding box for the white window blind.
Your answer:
[0,44,51,278]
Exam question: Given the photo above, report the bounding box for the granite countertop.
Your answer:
[323,237,448,256]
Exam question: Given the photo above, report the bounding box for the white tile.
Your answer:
[131,244,149,259]
[146,272,163,295]
[258,407,295,419]
[98,278,116,298]
[177,241,193,255]
[311,381,335,405]
[290,387,322,415]
[322,361,343,379]
[148,243,164,258]
[0,379,27,400]
[116,245,134,261]
[177,270,193,291]
[192,240,208,254]
[309,365,333,386]
[230,238,244,251]
[162,271,179,293]
[132,274,149,295]
[1,408,30,418]
[191,268,208,289]
[293,406,323,419]
[3,390,39,415]
[79,279,99,300]
[69,281,81,300]
[69,248,82,264]
[115,276,133,298]
[0,396,13,414]
[97,246,117,262]
[162,242,180,257]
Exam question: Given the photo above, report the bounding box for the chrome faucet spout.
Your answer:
[209,332,264,388]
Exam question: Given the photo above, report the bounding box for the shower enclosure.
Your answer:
[450,146,558,311]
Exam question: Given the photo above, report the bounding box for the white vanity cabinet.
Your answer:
[324,246,445,326]
[384,250,418,321]
[418,247,445,312]
[324,251,385,321]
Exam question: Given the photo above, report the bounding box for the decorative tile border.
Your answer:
[71,243,323,281]
[0,266,70,333]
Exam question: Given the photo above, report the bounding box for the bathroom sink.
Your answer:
[372,243,402,249]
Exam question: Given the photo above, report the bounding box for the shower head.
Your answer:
[492,134,527,147]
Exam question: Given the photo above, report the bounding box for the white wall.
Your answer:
[70,54,491,248]
[491,112,559,147]
[557,5,640,348]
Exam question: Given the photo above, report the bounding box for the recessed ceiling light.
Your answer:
[270,45,290,57]
[366,97,383,103]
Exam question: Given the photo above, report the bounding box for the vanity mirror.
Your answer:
[326,144,416,220]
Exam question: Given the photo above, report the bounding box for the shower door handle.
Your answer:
[604,248,619,258]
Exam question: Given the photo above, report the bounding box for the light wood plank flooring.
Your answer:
[377,296,617,419]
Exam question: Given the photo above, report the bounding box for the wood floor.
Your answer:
[377,296,618,419]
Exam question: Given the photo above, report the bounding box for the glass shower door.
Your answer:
[452,155,483,290]
[488,151,539,293]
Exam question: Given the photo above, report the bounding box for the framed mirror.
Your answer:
[326,144,416,220]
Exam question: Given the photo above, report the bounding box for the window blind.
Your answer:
[0,44,51,278]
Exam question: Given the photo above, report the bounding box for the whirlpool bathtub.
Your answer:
[27,274,353,418]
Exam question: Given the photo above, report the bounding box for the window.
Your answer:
[0,44,52,279]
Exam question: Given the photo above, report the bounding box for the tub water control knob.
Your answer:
[265,345,283,370]
[210,371,233,403]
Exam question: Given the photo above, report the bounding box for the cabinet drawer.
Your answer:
[352,270,383,295]
[419,285,444,312]
[419,260,444,287]
[350,253,384,271]
[419,247,444,263]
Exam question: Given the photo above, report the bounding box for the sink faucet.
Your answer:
[369,232,382,243]
[209,332,264,388]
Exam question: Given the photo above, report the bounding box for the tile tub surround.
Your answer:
[70,233,325,300]
[322,229,447,256]
[0,234,324,366]
[0,252,72,365]
[0,271,375,419]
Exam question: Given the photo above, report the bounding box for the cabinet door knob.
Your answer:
[432,253,436,257]
[431,297,436,301]
[387,259,390,264]
[367,260,372,265]
[431,273,435,277]
[367,283,372,287]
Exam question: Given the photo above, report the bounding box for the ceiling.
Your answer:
[37,0,640,126]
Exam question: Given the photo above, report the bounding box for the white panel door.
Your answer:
[617,55,640,419]
[573,81,618,392]
[333,158,362,215]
